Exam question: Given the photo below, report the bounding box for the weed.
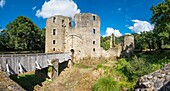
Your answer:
[93,77,120,91]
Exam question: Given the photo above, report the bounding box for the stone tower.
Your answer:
[45,13,125,60]
[45,13,101,60]
[45,15,72,53]
[123,35,134,57]
[110,33,115,48]
[73,13,101,59]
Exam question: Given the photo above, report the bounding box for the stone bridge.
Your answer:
[135,63,170,91]
[0,53,70,75]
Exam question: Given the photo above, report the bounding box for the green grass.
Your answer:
[93,77,120,91]
[48,66,53,72]
[93,49,170,90]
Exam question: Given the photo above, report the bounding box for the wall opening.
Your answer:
[53,17,56,23]
[69,22,72,28]
[92,29,95,34]
[93,41,95,44]
[70,49,75,62]
[53,40,55,44]
[53,48,56,51]
[72,21,75,28]
[53,29,56,35]
[93,48,95,52]
[70,49,75,54]
[92,16,95,21]
[62,20,64,24]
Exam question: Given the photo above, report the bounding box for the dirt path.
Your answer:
[34,58,116,91]
[34,67,103,91]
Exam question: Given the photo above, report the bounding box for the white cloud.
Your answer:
[32,6,36,10]
[124,33,131,35]
[128,19,154,34]
[103,27,122,37]
[36,0,80,19]
[0,0,5,8]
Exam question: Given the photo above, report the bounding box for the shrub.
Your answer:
[116,56,154,81]
[93,77,120,91]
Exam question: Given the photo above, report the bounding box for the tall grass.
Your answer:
[92,77,120,91]
[93,50,170,90]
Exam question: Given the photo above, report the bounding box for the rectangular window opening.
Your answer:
[53,48,56,51]
[62,20,64,24]
[53,40,55,44]
[92,16,95,21]
[69,22,72,28]
[53,29,56,35]
[93,41,95,44]
[53,17,56,23]
[92,29,95,34]
[93,48,95,52]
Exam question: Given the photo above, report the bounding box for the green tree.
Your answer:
[36,28,45,51]
[2,16,42,51]
[101,36,110,50]
[0,30,6,51]
[151,0,170,48]
[134,32,158,51]
[115,36,124,45]
[134,33,147,51]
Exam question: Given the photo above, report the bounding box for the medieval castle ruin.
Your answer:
[45,13,134,60]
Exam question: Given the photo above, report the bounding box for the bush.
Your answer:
[116,56,154,81]
[93,77,120,91]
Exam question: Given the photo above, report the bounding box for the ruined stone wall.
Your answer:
[45,13,101,60]
[45,15,72,53]
[110,33,115,48]
[135,63,170,91]
[107,46,122,57]
[45,13,123,60]
[71,13,101,59]
[123,35,134,57]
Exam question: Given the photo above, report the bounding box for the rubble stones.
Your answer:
[135,63,170,91]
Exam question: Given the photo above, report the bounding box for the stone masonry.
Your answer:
[45,13,131,60]
[135,63,170,91]
[45,13,101,60]
[123,35,134,57]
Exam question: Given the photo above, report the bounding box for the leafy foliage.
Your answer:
[93,77,120,91]
[0,16,45,52]
[150,0,170,48]
[100,36,110,50]
[93,49,170,90]
[100,36,123,50]
[134,32,157,51]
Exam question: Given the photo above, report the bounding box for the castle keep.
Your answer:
[45,13,134,60]
[45,13,101,59]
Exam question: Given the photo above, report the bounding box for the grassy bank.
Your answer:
[93,49,170,91]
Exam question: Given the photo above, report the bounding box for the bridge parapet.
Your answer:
[0,53,70,75]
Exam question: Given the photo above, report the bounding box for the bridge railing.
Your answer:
[0,53,71,75]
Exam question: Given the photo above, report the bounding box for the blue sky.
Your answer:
[0,0,161,36]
